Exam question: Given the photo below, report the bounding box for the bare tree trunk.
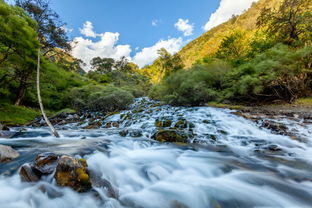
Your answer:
[37,48,60,138]
[14,82,26,106]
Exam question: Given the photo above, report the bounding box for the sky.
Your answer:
[47,0,258,70]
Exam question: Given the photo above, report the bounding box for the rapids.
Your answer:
[0,98,312,208]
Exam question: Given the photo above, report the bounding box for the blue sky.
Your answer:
[47,0,257,69]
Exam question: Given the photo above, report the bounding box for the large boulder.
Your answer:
[152,130,188,143]
[54,156,92,192]
[0,145,19,162]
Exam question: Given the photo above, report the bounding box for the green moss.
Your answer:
[0,103,40,125]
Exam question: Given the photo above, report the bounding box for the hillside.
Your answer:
[178,0,280,68]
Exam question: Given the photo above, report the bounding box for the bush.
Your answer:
[223,44,312,103]
[150,61,230,106]
[24,62,89,110]
[69,84,134,112]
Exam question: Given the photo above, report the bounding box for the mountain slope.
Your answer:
[178,0,280,68]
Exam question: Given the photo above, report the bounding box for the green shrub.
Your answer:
[69,84,134,112]
[150,61,230,106]
[223,44,312,102]
[24,62,89,110]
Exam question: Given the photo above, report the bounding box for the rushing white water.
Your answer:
[0,98,312,208]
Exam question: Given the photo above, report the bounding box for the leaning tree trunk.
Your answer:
[37,48,60,138]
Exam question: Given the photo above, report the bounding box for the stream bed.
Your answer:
[0,98,312,208]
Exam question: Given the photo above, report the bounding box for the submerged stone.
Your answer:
[129,129,143,137]
[0,131,16,139]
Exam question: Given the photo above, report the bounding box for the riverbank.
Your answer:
[208,97,312,119]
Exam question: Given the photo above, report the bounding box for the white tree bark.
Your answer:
[37,48,60,138]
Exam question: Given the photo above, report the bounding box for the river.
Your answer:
[0,98,312,208]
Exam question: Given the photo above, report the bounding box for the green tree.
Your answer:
[155,48,184,78]
[257,0,312,46]
[90,57,115,73]
[0,0,39,105]
[16,0,71,55]
[215,31,250,66]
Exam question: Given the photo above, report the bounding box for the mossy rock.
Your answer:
[155,119,172,128]
[152,130,188,143]
[54,156,92,193]
[119,129,129,137]
[104,121,119,128]
[175,119,195,129]
[84,121,102,129]
[174,119,188,129]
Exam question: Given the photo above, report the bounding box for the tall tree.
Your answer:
[257,0,312,46]
[16,0,71,55]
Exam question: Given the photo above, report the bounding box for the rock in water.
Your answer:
[152,130,188,143]
[33,152,59,175]
[19,163,40,182]
[19,153,59,182]
[0,145,19,162]
[54,156,92,192]
[0,131,16,139]
[0,124,10,131]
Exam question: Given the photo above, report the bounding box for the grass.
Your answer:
[51,108,76,117]
[207,102,245,110]
[0,103,40,125]
[293,97,312,106]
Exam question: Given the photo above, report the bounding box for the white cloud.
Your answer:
[79,21,98,38]
[71,26,132,71]
[174,19,194,36]
[133,37,184,68]
[72,21,186,70]
[203,0,258,31]
[152,19,159,27]
[61,25,73,33]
